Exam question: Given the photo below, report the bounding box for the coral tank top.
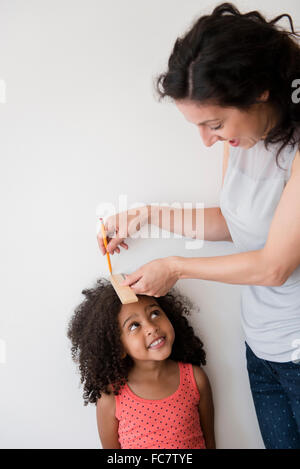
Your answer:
[115,362,206,449]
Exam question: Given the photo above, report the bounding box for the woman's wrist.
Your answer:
[168,256,184,281]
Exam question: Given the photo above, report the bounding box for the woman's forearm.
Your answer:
[147,205,232,242]
[172,250,283,287]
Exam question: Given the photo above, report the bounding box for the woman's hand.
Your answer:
[97,206,149,255]
[121,257,180,297]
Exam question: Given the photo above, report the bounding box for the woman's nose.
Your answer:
[198,126,218,147]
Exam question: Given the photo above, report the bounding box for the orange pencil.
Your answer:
[100,218,112,274]
[99,218,138,305]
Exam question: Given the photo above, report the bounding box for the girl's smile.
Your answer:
[148,336,166,349]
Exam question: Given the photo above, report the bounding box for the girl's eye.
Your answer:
[151,310,160,318]
[211,124,223,130]
[129,322,139,331]
[128,311,160,331]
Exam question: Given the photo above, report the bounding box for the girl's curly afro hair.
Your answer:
[67,278,206,406]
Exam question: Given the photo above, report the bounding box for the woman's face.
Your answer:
[118,296,175,364]
[175,92,277,149]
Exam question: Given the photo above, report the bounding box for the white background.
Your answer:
[1,0,299,449]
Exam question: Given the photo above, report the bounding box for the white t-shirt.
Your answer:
[220,138,300,362]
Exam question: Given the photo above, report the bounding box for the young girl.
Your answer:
[67,278,215,449]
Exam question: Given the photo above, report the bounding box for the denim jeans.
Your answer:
[245,341,300,449]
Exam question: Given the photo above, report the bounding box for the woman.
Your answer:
[97,3,300,449]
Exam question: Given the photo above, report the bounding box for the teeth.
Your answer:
[149,337,164,348]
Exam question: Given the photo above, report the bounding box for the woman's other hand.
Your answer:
[121,257,180,296]
[97,206,149,255]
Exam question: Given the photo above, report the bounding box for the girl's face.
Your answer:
[118,296,175,363]
[175,92,277,149]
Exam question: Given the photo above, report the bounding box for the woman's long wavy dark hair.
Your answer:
[156,2,300,168]
[67,278,206,406]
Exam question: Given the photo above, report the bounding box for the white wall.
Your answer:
[1,0,299,449]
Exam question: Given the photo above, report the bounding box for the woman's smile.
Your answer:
[229,139,240,147]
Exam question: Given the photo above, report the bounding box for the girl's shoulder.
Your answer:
[96,387,117,430]
[96,383,121,412]
[191,364,210,393]
[96,386,116,409]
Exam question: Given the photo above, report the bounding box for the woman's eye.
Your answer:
[211,124,222,130]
